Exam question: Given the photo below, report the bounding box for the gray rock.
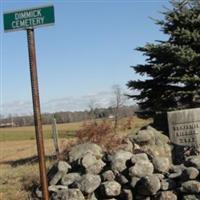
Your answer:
[156,191,177,200]
[116,174,128,185]
[168,171,182,179]
[185,156,200,170]
[154,173,165,180]
[168,165,184,179]
[181,180,200,193]
[67,189,85,200]
[43,127,200,200]
[69,143,103,162]
[130,177,140,188]
[136,175,161,196]
[78,174,101,194]
[131,153,149,164]
[133,129,155,145]
[82,152,106,174]
[58,161,72,172]
[182,167,199,180]
[129,126,172,159]
[120,138,134,152]
[102,170,115,181]
[35,188,42,198]
[153,157,170,173]
[147,126,170,145]
[49,161,71,185]
[51,190,68,200]
[129,160,154,177]
[110,150,133,172]
[48,185,68,192]
[182,194,200,200]
[121,189,133,200]
[160,178,176,191]
[101,181,121,197]
[49,172,63,186]
[86,193,98,200]
[170,164,185,172]
[51,188,85,200]
[61,173,81,186]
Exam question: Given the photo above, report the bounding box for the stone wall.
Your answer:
[33,126,200,200]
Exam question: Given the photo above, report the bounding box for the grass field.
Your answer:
[0,117,149,142]
[0,121,83,141]
[0,117,151,200]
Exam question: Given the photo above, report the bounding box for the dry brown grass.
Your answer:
[0,138,75,200]
[0,163,39,200]
[0,117,150,199]
[0,139,69,163]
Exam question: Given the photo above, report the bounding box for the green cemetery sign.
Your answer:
[3,5,54,32]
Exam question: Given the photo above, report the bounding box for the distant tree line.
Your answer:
[0,105,138,127]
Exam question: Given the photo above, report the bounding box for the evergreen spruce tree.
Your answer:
[127,0,200,115]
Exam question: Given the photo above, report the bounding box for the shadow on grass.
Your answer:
[0,154,57,167]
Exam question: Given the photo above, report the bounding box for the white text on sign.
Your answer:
[12,9,44,29]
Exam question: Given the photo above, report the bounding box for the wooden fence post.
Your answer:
[52,118,60,159]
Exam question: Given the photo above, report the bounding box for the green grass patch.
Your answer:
[0,117,151,141]
[0,122,81,141]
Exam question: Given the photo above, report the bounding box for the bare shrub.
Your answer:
[121,117,134,131]
[76,121,122,151]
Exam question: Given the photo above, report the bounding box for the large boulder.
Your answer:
[49,161,71,185]
[81,152,106,174]
[61,173,81,186]
[131,153,149,163]
[69,143,103,163]
[129,126,172,159]
[131,128,155,145]
[182,167,199,180]
[67,189,85,200]
[180,180,200,193]
[136,175,161,196]
[185,156,200,170]
[156,191,177,200]
[101,181,121,197]
[101,170,115,182]
[78,174,101,194]
[51,188,85,200]
[110,150,133,172]
[129,160,154,177]
[152,156,171,173]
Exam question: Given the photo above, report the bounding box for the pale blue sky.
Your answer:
[1,0,170,116]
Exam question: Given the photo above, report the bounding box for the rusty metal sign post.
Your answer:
[3,5,55,200]
[27,28,49,199]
